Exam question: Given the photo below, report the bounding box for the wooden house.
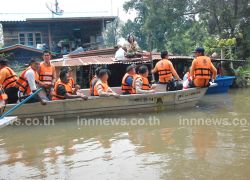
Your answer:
[0,16,116,55]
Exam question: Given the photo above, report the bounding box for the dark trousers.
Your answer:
[19,94,40,103]
[5,86,18,104]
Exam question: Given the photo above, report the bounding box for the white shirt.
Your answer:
[115,47,125,60]
[18,68,37,97]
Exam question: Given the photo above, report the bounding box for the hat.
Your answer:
[193,47,205,53]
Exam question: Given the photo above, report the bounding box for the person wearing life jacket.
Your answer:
[121,65,136,95]
[132,65,157,94]
[0,58,18,104]
[16,59,46,105]
[190,47,217,87]
[152,51,181,84]
[60,66,81,94]
[0,85,7,111]
[94,69,119,97]
[38,50,56,100]
[89,66,102,96]
[52,70,87,100]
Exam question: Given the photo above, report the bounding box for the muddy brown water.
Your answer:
[0,89,250,180]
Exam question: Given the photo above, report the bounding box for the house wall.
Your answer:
[1,20,104,51]
[2,22,49,47]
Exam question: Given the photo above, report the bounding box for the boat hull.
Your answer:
[206,76,235,94]
[4,87,208,119]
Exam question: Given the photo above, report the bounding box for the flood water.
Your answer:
[0,89,250,180]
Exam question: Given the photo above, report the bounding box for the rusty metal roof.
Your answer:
[51,54,160,67]
[51,48,245,67]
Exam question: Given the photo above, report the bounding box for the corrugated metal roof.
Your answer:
[0,44,56,55]
[51,53,245,67]
[0,16,116,23]
[51,55,156,67]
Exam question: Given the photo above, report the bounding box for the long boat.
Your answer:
[4,85,212,119]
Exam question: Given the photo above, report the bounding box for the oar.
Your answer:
[0,88,43,120]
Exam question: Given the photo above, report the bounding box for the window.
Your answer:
[18,32,42,46]
[35,33,42,44]
[19,33,25,45]
[27,33,34,46]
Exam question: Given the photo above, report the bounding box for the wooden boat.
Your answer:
[4,85,211,119]
[0,116,17,129]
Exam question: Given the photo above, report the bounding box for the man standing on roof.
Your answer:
[0,58,18,104]
[151,51,181,84]
[38,50,56,100]
[190,47,217,87]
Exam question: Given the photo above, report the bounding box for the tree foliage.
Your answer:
[121,0,250,59]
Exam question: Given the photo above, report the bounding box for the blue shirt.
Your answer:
[125,76,133,86]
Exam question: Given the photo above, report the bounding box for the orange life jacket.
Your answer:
[156,59,173,83]
[132,75,151,94]
[15,67,39,96]
[39,62,54,83]
[0,87,7,101]
[52,79,73,100]
[93,80,109,96]
[69,78,75,88]
[0,66,17,89]
[193,56,212,80]
[121,73,134,94]
[89,75,98,96]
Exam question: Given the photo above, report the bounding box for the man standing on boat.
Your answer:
[121,65,136,95]
[16,59,46,105]
[52,70,87,100]
[190,47,217,87]
[151,51,181,84]
[0,58,18,104]
[132,65,156,94]
[38,50,56,100]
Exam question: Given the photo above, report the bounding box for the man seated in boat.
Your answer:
[0,58,18,104]
[38,50,57,100]
[190,47,217,87]
[132,65,157,94]
[123,35,142,58]
[60,66,81,94]
[15,59,46,105]
[121,64,136,95]
[151,51,181,84]
[93,69,119,97]
[89,66,102,96]
[52,70,87,100]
